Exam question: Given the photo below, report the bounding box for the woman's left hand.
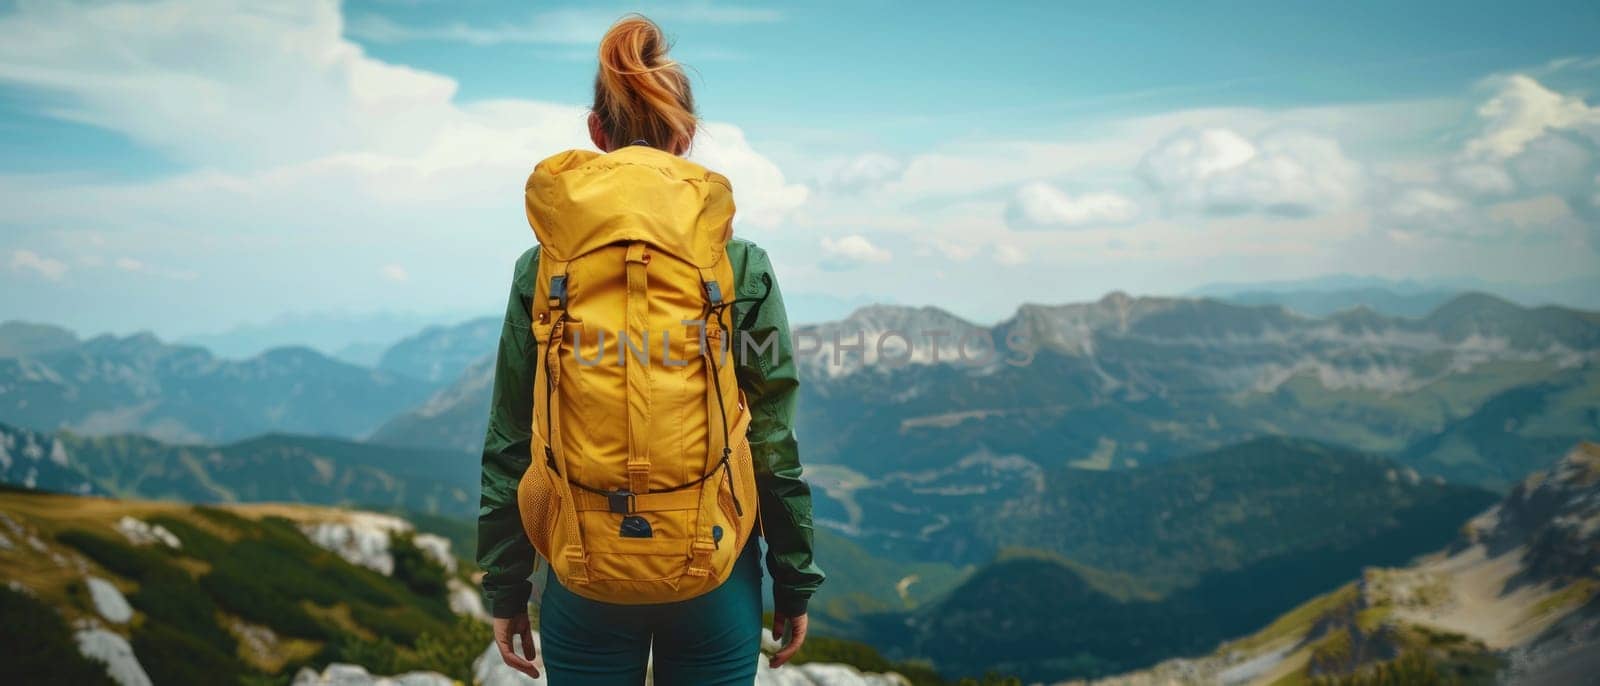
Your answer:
[769,612,808,668]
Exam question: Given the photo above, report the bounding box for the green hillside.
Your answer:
[858,438,1498,682]
[0,492,488,684]
[964,437,1498,589]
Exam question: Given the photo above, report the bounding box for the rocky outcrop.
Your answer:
[1461,442,1600,581]
[85,576,132,624]
[298,512,454,577]
[75,628,152,686]
[290,663,453,686]
[114,516,181,549]
[300,512,410,575]
[466,630,911,686]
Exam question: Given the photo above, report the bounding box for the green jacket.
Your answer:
[477,237,825,618]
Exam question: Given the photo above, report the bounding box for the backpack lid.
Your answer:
[524,146,735,268]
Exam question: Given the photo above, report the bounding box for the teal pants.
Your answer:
[538,538,762,685]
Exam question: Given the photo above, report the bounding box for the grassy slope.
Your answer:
[0,491,479,683]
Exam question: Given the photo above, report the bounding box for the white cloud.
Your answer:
[348,12,606,46]
[814,153,904,193]
[10,250,68,281]
[1505,131,1598,193]
[0,0,804,212]
[1387,188,1466,219]
[114,256,198,280]
[688,122,808,230]
[1005,182,1137,230]
[0,0,806,326]
[992,244,1027,265]
[381,264,410,282]
[350,4,781,46]
[819,235,891,270]
[1466,74,1600,160]
[1138,128,1362,217]
[1447,163,1516,196]
[1400,73,1600,245]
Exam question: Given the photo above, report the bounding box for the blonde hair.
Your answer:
[593,15,696,154]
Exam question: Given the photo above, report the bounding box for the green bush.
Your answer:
[131,622,246,685]
[329,614,492,683]
[191,505,256,532]
[408,614,494,681]
[55,530,176,581]
[391,531,448,598]
[199,562,331,640]
[0,586,117,685]
[349,602,451,645]
[1312,651,1462,686]
[146,513,232,561]
[129,568,237,655]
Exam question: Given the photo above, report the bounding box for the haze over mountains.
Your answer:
[2,283,1597,683]
[0,322,433,444]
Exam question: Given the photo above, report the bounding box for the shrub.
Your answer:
[131,622,246,685]
[129,569,236,655]
[349,602,451,645]
[391,531,448,598]
[0,586,117,685]
[191,505,255,532]
[330,614,492,683]
[199,564,330,641]
[408,614,494,682]
[146,513,232,561]
[55,530,176,581]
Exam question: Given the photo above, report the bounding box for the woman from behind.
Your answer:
[476,15,824,686]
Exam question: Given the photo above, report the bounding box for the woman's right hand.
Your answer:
[493,614,541,679]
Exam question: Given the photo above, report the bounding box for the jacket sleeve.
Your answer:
[731,243,826,617]
[477,246,540,619]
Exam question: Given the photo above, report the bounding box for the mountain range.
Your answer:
[2,285,1597,682]
[0,421,477,518]
[0,324,434,444]
[369,291,1599,491]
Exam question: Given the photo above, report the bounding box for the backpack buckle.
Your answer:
[606,489,636,515]
[548,274,569,310]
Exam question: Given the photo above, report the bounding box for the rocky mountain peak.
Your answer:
[1462,442,1600,581]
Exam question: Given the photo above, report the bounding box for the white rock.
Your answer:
[448,577,487,620]
[86,576,133,624]
[291,663,454,686]
[299,513,412,576]
[114,516,181,549]
[474,637,546,686]
[414,533,457,573]
[755,629,911,686]
[75,628,152,686]
[469,631,907,686]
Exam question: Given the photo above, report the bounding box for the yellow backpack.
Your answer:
[516,147,758,604]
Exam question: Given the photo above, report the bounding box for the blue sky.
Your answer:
[1,0,1599,351]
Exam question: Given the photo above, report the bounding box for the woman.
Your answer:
[476,15,824,685]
